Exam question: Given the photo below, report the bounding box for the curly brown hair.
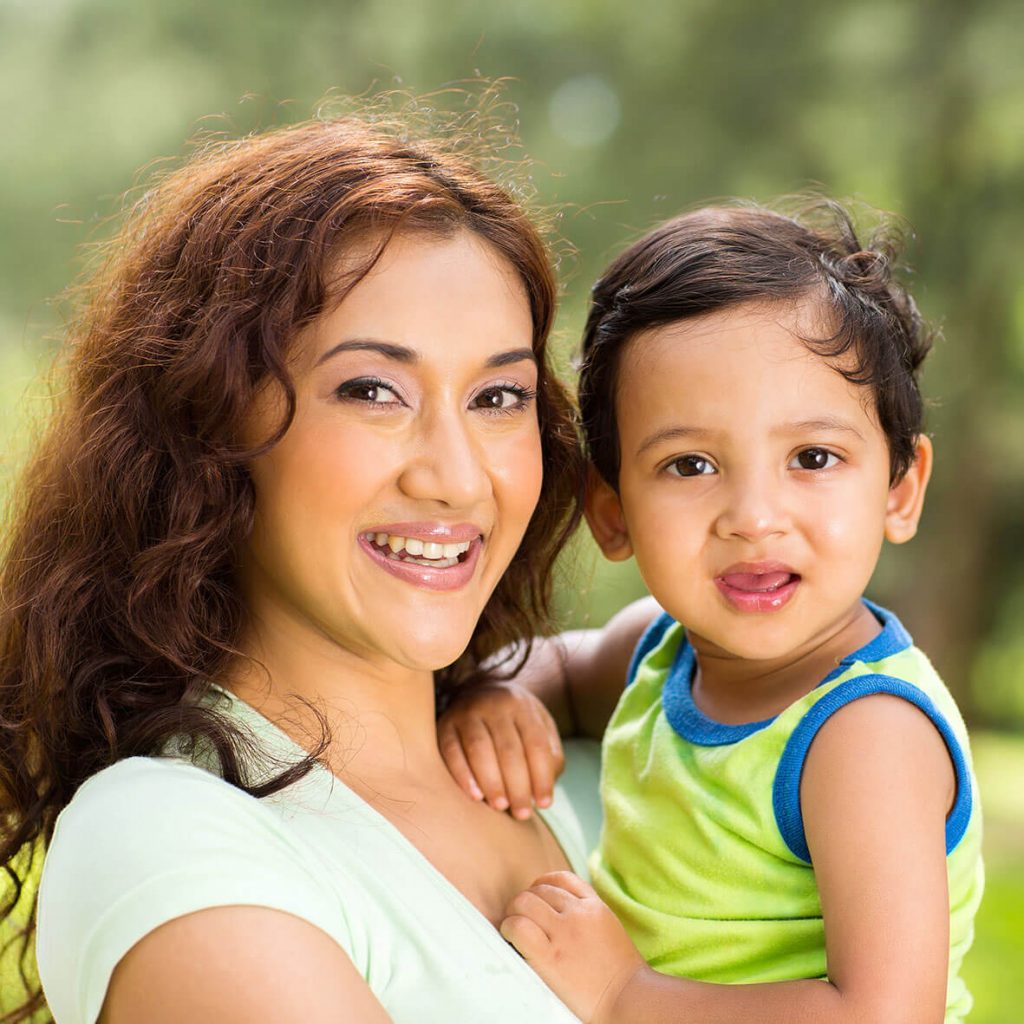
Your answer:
[580,200,933,488]
[0,111,583,1021]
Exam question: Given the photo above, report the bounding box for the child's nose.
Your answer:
[713,472,790,542]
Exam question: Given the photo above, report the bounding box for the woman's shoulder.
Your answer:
[48,755,291,865]
[38,756,347,1024]
[41,755,331,910]
[59,754,263,820]
[62,752,240,807]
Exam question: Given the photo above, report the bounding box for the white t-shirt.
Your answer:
[37,688,591,1024]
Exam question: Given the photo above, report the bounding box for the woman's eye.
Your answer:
[472,385,535,413]
[667,454,716,477]
[791,447,839,471]
[334,378,402,406]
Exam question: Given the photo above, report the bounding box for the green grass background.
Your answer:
[963,734,1024,1021]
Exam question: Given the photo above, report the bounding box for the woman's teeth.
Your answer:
[367,532,473,568]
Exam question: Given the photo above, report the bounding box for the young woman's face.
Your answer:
[241,230,542,674]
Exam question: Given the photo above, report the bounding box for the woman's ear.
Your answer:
[584,465,634,561]
[885,434,933,545]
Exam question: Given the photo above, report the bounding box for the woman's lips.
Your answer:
[714,568,800,612]
[358,532,483,592]
[368,521,482,543]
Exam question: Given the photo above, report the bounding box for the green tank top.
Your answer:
[590,602,984,1023]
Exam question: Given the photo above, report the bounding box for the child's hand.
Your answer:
[437,683,564,820]
[500,871,646,1024]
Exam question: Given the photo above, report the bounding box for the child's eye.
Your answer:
[790,447,840,471]
[666,454,717,477]
[334,377,404,406]
[472,384,536,414]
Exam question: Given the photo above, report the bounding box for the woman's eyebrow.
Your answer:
[485,348,537,369]
[316,341,537,369]
[316,339,417,366]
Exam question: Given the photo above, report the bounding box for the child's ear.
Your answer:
[584,464,634,561]
[885,434,933,544]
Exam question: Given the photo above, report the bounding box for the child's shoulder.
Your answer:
[808,602,969,745]
[775,618,975,865]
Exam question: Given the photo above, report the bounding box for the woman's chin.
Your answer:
[381,629,476,676]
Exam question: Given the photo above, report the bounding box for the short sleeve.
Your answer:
[38,757,351,1024]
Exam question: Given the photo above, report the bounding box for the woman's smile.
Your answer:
[358,523,484,591]
[23,109,586,1024]
[240,228,543,673]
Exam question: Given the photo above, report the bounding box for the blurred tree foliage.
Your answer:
[2,3,1023,1021]
[1,0,1023,728]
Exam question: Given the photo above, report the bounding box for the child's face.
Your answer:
[587,298,930,663]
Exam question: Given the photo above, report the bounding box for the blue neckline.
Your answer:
[662,599,913,747]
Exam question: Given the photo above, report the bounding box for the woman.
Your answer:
[0,111,595,1022]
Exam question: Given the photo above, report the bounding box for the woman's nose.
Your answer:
[713,470,790,543]
[396,409,491,509]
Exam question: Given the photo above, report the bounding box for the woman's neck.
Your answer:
[226,609,445,786]
[688,601,882,725]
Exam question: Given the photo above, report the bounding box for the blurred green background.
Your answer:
[1,0,1021,1018]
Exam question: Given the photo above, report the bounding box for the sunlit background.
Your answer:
[2,0,1022,1018]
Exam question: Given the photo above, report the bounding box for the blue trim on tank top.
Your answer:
[625,611,676,686]
[648,600,913,747]
[772,674,974,863]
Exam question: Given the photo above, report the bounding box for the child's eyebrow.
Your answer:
[635,417,865,457]
[635,426,712,456]
[775,417,865,440]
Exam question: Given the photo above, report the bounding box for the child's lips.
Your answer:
[714,566,801,611]
[719,571,795,593]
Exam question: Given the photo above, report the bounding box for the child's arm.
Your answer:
[501,694,955,1024]
[437,596,661,817]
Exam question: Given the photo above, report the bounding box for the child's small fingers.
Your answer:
[455,719,508,810]
[486,719,535,819]
[499,914,550,960]
[519,709,564,808]
[529,870,595,900]
[546,712,566,776]
[526,882,580,913]
[524,744,556,809]
[504,887,560,929]
[437,727,483,801]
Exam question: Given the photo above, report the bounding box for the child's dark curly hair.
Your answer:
[579,199,933,487]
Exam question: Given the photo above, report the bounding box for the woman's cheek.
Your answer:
[522,428,546,511]
[495,427,545,536]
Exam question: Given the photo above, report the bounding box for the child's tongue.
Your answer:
[721,571,793,592]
